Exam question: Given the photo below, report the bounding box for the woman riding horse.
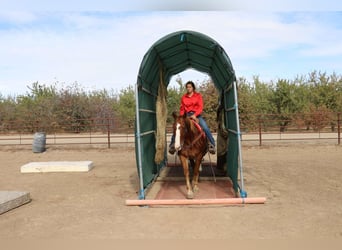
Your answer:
[169,81,216,155]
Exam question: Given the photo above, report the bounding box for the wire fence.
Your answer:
[0,112,340,148]
[239,112,341,146]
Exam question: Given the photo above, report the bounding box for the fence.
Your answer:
[0,113,340,147]
[0,118,134,148]
[239,112,341,146]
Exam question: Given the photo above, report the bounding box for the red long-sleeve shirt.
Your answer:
[179,91,203,117]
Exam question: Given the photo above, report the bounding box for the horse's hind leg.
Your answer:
[180,157,194,199]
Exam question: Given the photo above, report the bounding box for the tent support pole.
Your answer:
[135,83,145,199]
[233,81,247,198]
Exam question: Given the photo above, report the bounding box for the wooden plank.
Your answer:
[125,197,266,206]
[156,176,231,182]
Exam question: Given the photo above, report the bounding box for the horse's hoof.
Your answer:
[187,191,194,199]
[193,185,199,193]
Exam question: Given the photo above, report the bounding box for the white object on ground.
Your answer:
[0,191,31,214]
[20,161,93,173]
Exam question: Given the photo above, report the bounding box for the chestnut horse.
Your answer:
[172,112,208,199]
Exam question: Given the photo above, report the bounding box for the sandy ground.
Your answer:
[0,143,341,239]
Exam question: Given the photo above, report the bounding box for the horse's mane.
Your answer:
[173,112,204,145]
[187,117,199,135]
[184,116,193,132]
[181,115,203,143]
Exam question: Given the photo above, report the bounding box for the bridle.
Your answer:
[176,118,205,151]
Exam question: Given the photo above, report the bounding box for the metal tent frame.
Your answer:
[134,30,247,199]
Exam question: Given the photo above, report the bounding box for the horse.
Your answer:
[172,112,208,199]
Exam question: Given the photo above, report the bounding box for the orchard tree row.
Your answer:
[171,71,342,132]
[0,70,341,133]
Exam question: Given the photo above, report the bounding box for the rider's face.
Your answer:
[186,84,194,94]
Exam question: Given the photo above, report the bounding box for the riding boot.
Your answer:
[208,143,216,154]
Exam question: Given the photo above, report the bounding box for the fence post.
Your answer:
[107,118,111,148]
[338,112,341,145]
[35,120,39,132]
[258,119,262,146]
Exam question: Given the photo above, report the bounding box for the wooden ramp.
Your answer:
[128,162,244,206]
[154,179,235,200]
[126,161,267,206]
[153,162,235,200]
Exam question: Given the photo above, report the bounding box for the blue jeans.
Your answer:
[170,112,215,146]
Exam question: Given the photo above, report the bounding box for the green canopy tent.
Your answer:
[135,30,246,199]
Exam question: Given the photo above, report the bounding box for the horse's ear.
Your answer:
[172,111,178,119]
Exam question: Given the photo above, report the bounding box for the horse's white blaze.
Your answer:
[175,123,181,150]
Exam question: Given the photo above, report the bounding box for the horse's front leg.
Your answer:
[192,157,203,193]
[180,156,193,199]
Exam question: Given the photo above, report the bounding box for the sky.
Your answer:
[0,1,342,96]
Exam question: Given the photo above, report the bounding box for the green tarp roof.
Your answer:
[137,30,236,92]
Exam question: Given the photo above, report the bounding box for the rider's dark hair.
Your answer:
[185,81,196,90]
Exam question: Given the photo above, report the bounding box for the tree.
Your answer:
[248,76,276,132]
[1,70,341,134]
[114,85,135,129]
[199,79,218,130]
[236,77,257,131]
[15,82,58,132]
[271,79,299,131]
[0,95,17,131]
[166,76,183,123]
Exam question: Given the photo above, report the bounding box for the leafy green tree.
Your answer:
[198,80,218,130]
[15,82,58,132]
[1,70,342,135]
[52,82,94,132]
[166,88,181,121]
[252,76,276,114]
[114,85,135,129]
[308,71,342,112]
[0,95,17,131]
[87,89,118,131]
[270,79,299,131]
[236,77,257,131]
[305,71,341,131]
[166,76,183,123]
[244,76,276,132]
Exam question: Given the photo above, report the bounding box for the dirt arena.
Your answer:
[0,143,341,239]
